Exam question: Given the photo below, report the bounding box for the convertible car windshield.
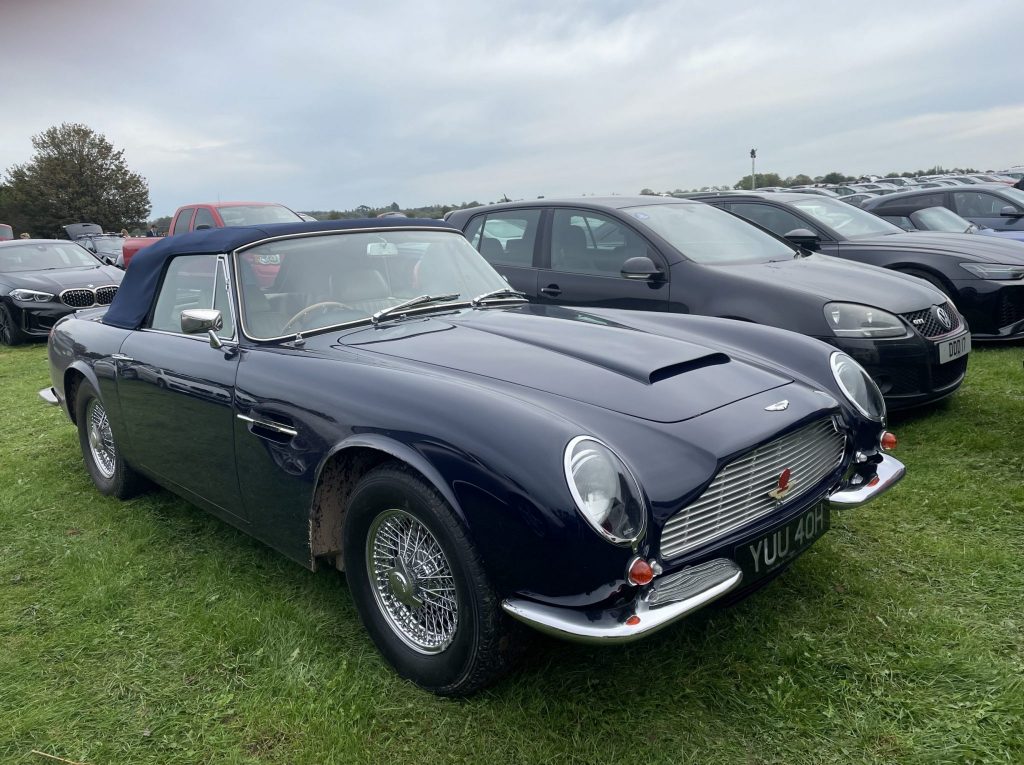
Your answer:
[627,203,797,264]
[236,229,510,339]
[0,242,99,272]
[790,197,904,238]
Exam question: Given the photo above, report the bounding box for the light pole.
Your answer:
[750,148,757,190]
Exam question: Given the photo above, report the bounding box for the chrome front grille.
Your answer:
[60,285,118,308]
[660,419,846,558]
[95,285,118,305]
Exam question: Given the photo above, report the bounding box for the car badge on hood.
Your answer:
[936,306,951,330]
[764,400,789,411]
[768,467,794,500]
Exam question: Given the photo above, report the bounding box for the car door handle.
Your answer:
[540,284,562,297]
[236,413,298,438]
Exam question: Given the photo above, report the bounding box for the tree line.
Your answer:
[0,122,997,237]
[641,166,983,196]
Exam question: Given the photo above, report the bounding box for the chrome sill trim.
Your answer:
[501,558,743,644]
[828,453,905,509]
[38,387,59,406]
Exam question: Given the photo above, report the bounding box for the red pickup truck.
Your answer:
[122,201,302,267]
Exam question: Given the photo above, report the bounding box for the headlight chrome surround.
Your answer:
[824,302,905,338]
[563,436,646,548]
[959,263,1024,280]
[10,288,55,302]
[830,351,886,422]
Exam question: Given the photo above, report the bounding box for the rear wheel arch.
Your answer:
[63,368,87,425]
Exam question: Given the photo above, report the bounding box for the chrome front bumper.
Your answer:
[502,558,743,644]
[504,454,905,644]
[828,453,905,509]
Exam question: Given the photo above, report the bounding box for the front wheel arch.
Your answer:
[308,436,466,570]
[891,266,956,301]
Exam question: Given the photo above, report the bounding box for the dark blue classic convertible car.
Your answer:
[42,219,904,695]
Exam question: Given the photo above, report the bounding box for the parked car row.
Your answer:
[22,172,1021,696]
[39,218,904,696]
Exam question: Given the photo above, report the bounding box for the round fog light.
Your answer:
[880,431,897,451]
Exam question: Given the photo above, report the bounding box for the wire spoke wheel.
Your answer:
[86,398,117,479]
[366,508,459,654]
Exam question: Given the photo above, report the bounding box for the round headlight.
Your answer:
[830,352,886,421]
[564,437,646,547]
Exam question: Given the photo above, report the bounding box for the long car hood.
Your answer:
[1,265,122,292]
[847,232,1024,263]
[710,254,942,313]
[337,305,792,423]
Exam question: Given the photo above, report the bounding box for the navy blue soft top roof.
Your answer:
[103,218,454,329]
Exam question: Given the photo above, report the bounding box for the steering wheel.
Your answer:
[281,301,355,333]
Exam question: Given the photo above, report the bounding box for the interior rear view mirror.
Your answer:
[367,242,399,257]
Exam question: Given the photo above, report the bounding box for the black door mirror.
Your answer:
[784,228,821,250]
[1000,205,1022,218]
[620,256,663,281]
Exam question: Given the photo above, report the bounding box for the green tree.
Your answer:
[3,123,150,238]
[787,174,814,186]
[819,172,851,184]
[734,172,783,190]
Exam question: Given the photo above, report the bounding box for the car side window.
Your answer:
[150,254,234,338]
[727,203,812,237]
[880,193,944,212]
[172,209,195,236]
[550,209,649,277]
[471,210,541,267]
[882,215,914,230]
[193,207,217,230]
[953,191,1014,217]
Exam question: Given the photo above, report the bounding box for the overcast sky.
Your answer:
[2,0,1022,216]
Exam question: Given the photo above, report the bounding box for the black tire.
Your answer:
[342,463,518,696]
[0,303,26,346]
[74,380,147,499]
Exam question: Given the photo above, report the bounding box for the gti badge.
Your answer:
[936,306,951,330]
[764,400,789,411]
[768,467,794,500]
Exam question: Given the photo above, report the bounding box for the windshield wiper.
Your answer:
[370,293,461,325]
[470,287,528,307]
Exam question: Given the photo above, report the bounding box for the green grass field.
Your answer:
[1,342,1022,764]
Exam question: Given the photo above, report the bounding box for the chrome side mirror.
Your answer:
[180,308,223,335]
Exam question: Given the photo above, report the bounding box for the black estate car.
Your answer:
[41,218,902,695]
[446,198,968,409]
[861,185,1024,233]
[690,192,1024,341]
[0,239,123,345]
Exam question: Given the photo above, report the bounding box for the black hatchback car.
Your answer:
[446,198,968,409]
[0,239,123,345]
[690,192,1024,341]
[861,185,1024,233]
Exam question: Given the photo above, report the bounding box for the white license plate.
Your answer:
[938,332,970,363]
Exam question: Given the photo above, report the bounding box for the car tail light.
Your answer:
[880,431,897,451]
